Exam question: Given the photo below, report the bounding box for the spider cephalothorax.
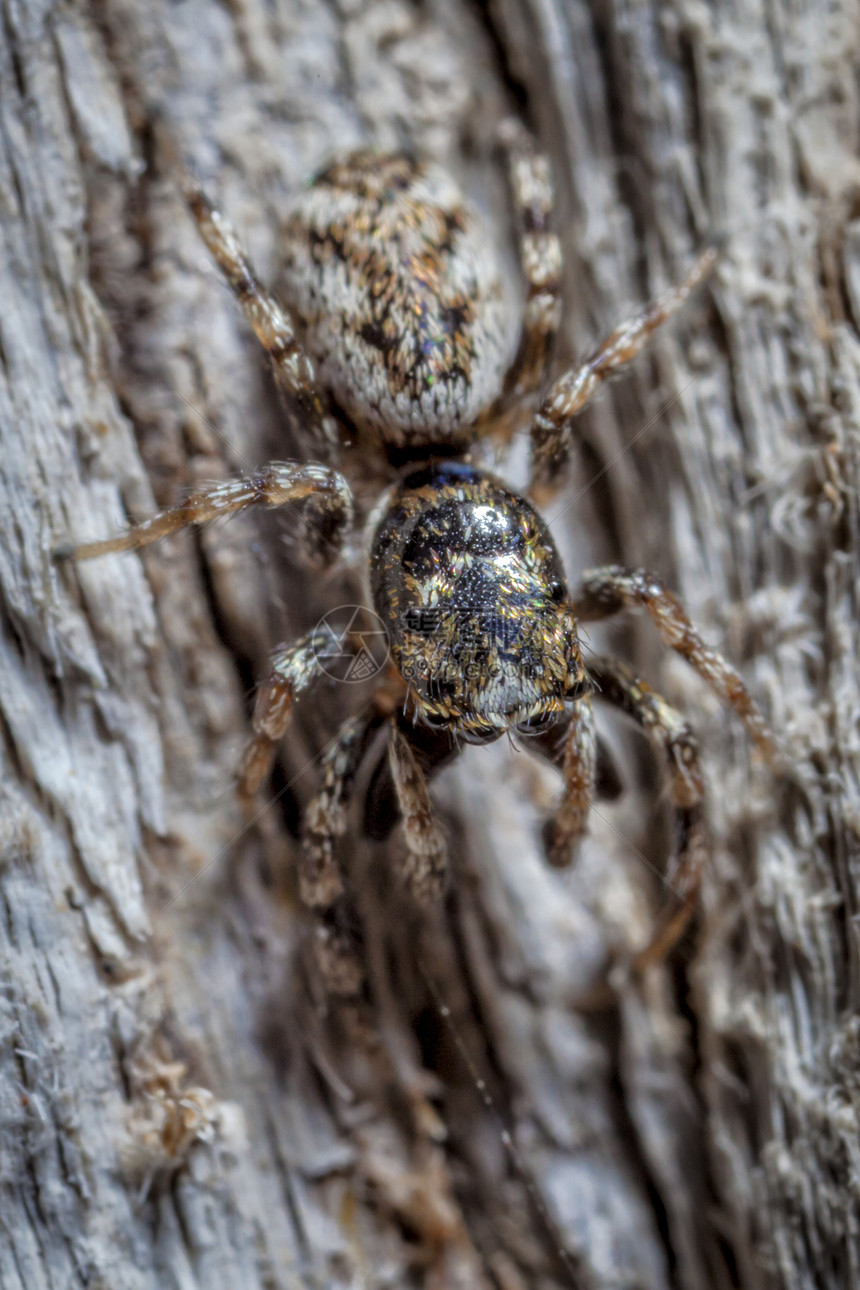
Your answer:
[371,461,588,741]
[64,124,774,999]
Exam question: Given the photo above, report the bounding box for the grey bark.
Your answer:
[1,0,858,1288]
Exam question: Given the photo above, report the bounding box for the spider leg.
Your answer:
[301,709,385,998]
[302,710,450,975]
[388,721,448,907]
[60,461,352,564]
[180,171,337,451]
[587,657,706,969]
[304,710,453,1144]
[541,693,597,869]
[494,118,562,408]
[238,620,364,799]
[572,565,775,757]
[529,247,717,487]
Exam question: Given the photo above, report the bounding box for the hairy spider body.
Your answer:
[371,461,586,740]
[282,153,516,449]
[64,128,774,1000]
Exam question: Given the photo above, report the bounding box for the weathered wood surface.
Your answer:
[1,0,858,1287]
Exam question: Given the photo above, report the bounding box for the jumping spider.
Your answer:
[65,123,774,997]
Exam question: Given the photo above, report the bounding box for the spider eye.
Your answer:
[549,581,566,603]
[567,676,592,701]
[422,714,453,730]
[516,710,558,736]
[461,724,498,745]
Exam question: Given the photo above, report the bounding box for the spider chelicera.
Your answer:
[63,122,774,998]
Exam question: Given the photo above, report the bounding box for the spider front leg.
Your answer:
[299,715,448,985]
[60,461,352,563]
[388,723,448,907]
[302,711,452,1146]
[572,565,775,758]
[529,247,717,488]
[301,709,385,998]
[542,691,598,869]
[587,657,707,970]
[238,621,359,799]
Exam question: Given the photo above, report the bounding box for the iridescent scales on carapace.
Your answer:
[62,123,774,997]
[371,461,587,741]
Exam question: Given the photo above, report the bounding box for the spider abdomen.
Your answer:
[282,153,516,451]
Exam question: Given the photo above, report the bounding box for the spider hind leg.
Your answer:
[179,168,337,452]
[529,247,717,488]
[494,118,563,409]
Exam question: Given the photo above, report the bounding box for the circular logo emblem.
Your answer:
[312,604,390,683]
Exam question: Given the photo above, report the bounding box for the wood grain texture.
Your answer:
[1,0,857,1287]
